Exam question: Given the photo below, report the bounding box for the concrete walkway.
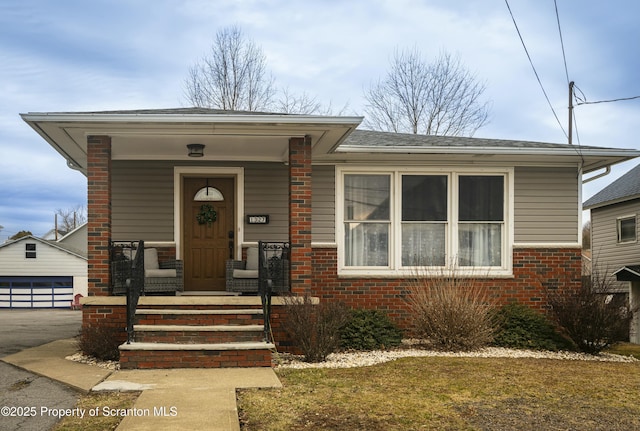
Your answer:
[1,338,282,431]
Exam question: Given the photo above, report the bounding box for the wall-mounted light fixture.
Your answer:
[187,143,205,157]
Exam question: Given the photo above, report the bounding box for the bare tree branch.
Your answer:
[183,25,275,111]
[55,205,86,233]
[364,48,491,136]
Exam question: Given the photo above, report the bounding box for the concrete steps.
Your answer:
[119,306,274,369]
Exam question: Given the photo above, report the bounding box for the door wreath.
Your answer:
[196,204,217,226]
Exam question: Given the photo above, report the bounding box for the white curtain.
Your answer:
[458,223,502,267]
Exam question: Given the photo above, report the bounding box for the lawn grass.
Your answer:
[238,357,640,430]
[51,392,139,431]
[605,342,640,359]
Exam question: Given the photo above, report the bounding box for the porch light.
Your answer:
[187,143,205,157]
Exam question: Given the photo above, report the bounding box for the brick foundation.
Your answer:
[310,247,582,330]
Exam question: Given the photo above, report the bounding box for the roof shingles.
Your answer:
[584,163,640,208]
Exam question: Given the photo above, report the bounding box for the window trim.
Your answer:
[25,243,37,259]
[336,166,514,277]
[617,214,637,244]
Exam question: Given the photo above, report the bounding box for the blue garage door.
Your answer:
[0,277,74,308]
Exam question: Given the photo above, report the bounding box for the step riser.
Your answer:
[122,307,271,369]
[120,349,272,369]
[136,314,264,326]
[135,331,265,344]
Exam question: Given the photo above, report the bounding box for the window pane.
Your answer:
[345,222,389,266]
[459,176,504,221]
[402,175,447,221]
[619,217,636,242]
[458,223,502,266]
[345,175,390,221]
[402,223,446,266]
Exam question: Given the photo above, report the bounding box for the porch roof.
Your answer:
[20,108,363,174]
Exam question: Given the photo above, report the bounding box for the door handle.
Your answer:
[228,231,234,259]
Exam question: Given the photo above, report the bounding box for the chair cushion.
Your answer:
[145,269,177,278]
[233,269,259,279]
[144,248,160,270]
[246,247,259,270]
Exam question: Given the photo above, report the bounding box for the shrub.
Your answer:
[282,294,350,362]
[492,303,573,351]
[548,269,633,354]
[77,325,122,361]
[340,309,403,351]
[408,268,496,351]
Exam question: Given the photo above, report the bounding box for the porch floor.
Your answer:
[81,295,290,307]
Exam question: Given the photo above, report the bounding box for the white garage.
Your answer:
[0,235,87,308]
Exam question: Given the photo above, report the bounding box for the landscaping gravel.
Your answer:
[275,341,638,369]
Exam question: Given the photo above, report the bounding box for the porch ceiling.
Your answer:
[20,111,363,174]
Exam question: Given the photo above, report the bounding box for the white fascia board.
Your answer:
[20,112,363,126]
[336,145,640,158]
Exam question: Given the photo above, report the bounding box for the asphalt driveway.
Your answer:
[0,309,82,430]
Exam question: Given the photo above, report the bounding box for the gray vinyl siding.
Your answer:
[112,162,579,245]
[244,164,336,243]
[591,200,640,292]
[112,161,175,241]
[243,164,289,242]
[514,166,579,243]
[312,165,336,243]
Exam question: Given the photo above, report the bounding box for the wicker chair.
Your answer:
[226,245,289,293]
[112,247,184,295]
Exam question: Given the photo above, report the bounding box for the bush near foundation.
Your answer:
[548,269,633,354]
[408,269,496,351]
[282,295,350,362]
[492,303,573,351]
[77,325,121,361]
[340,309,403,351]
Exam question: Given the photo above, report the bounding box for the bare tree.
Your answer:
[184,25,276,111]
[56,205,86,233]
[364,49,491,136]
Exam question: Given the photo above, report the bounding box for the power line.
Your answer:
[576,95,640,106]
[554,0,570,86]
[504,0,568,138]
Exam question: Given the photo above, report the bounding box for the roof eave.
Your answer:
[20,112,364,126]
[584,194,640,210]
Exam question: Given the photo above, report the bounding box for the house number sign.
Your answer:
[247,215,269,224]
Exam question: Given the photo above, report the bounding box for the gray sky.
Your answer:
[1,0,639,240]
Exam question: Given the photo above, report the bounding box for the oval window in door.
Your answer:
[193,187,224,201]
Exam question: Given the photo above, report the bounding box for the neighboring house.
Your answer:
[584,163,640,342]
[20,108,639,367]
[42,228,68,241]
[57,222,88,256]
[0,234,88,308]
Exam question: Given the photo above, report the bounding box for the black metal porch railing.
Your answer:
[110,240,145,344]
[258,241,290,343]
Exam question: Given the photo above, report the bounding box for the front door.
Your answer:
[183,177,235,291]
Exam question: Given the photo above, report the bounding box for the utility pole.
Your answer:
[568,81,574,145]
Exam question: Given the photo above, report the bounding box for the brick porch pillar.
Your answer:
[87,135,112,296]
[289,136,312,295]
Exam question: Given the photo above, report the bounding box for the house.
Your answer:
[20,108,639,367]
[584,163,640,342]
[0,233,88,308]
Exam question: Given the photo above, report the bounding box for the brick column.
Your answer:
[289,136,312,294]
[87,136,112,296]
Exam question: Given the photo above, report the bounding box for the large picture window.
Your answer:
[339,169,510,274]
